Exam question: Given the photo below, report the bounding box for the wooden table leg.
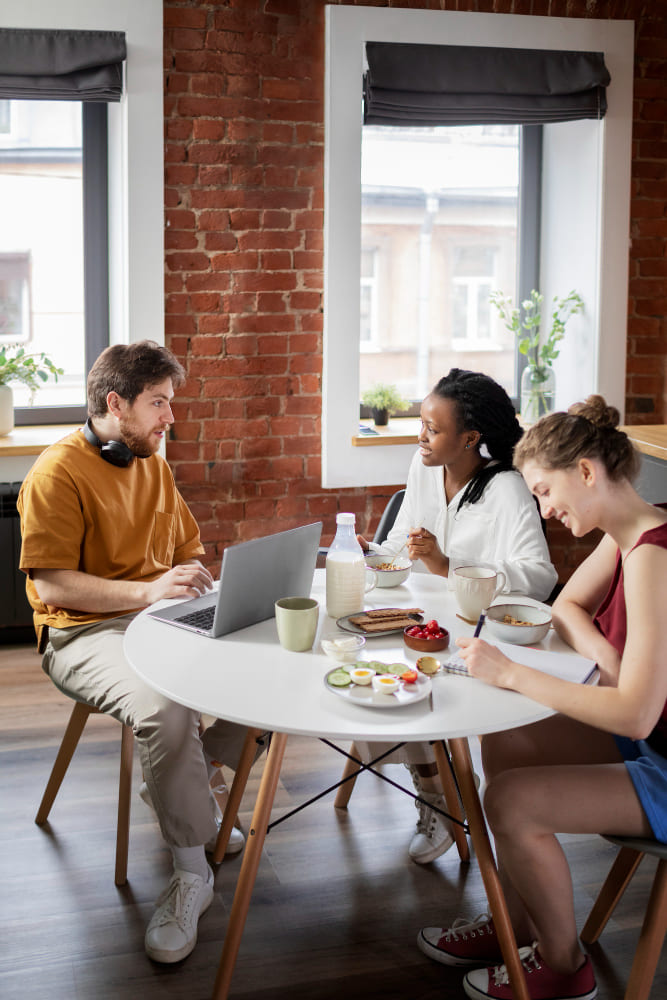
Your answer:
[432,739,469,863]
[333,741,360,809]
[448,736,529,1000]
[212,731,288,1000]
[212,727,265,865]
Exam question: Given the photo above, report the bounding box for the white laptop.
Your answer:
[148,522,322,638]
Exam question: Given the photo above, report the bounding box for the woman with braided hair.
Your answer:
[418,396,667,1000]
[356,369,557,866]
[359,368,557,597]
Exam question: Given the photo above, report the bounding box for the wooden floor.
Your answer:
[1,639,665,1000]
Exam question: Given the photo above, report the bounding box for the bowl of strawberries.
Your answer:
[403,618,450,653]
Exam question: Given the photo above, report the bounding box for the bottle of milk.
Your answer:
[326,512,366,618]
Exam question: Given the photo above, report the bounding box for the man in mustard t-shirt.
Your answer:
[18,341,250,964]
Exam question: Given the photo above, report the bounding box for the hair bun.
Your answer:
[568,394,620,431]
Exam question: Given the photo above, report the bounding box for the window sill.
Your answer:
[621,425,667,463]
[350,422,667,462]
[0,424,79,457]
[352,417,420,447]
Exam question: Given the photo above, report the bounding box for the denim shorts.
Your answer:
[614,734,667,843]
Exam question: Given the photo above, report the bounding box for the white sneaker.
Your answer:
[139,781,244,856]
[145,865,214,963]
[409,790,455,864]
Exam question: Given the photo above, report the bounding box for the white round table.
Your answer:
[125,570,567,742]
[124,569,584,1000]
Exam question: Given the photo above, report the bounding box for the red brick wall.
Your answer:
[163,0,666,580]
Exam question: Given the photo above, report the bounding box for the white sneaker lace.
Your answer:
[442,913,492,943]
[491,942,540,986]
[414,793,444,839]
[152,873,203,932]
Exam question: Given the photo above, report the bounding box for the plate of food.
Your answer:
[336,607,424,638]
[324,660,432,709]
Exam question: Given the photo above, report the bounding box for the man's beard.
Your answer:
[118,417,161,458]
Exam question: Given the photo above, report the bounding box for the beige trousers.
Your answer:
[43,615,262,848]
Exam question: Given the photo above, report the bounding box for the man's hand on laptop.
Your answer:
[146,560,214,605]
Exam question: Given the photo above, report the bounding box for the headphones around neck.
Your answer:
[83,418,135,468]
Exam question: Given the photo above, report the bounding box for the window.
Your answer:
[323,7,633,489]
[360,247,379,350]
[0,100,10,134]
[451,247,498,346]
[0,251,31,344]
[0,99,108,422]
[0,1,164,454]
[360,124,519,402]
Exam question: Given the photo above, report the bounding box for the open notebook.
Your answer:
[444,642,596,684]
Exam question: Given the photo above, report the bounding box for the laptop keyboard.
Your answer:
[174,606,215,630]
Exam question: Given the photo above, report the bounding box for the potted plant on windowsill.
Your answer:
[0,345,64,436]
[361,382,410,426]
[490,288,584,424]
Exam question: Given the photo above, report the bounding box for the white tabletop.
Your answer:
[124,569,584,743]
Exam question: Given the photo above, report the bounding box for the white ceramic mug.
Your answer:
[275,597,320,652]
[453,565,507,621]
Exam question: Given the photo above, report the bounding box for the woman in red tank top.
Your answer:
[417,396,667,1000]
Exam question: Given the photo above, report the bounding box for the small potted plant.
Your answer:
[0,344,64,435]
[361,382,410,426]
[490,288,584,424]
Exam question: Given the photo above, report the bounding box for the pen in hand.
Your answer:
[443,612,485,676]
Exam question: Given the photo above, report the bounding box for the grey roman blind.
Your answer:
[363,42,611,126]
[0,28,126,101]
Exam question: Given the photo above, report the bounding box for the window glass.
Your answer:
[360,124,519,403]
[0,99,85,408]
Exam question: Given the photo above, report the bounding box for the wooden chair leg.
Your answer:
[334,741,361,809]
[433,739,470,863]
[115,723,134,886]
[211,728,264,865]
[624,859,667,1000]
[35,702,94,825]
[581,846,644,943]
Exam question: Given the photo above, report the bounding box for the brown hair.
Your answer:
[87,341,185,417]
[513,394,640,483]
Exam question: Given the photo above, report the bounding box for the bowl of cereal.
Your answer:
[364,553,412,588]
[484,603,552,646]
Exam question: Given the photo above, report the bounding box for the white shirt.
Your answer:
[369,450,558,601]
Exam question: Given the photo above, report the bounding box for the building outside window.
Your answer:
[360,124,519,404]
[360,246,380,350]
[0,98,109,422]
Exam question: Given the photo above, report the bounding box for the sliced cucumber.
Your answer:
[328,670,352,687]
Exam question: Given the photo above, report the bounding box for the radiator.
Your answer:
[0,482,33,629]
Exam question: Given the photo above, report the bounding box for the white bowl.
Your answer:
[320,635,366,663]
[364,553,412,587]
[484,603,552,646]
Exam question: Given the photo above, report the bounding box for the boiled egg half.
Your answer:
[371,673,400,694]
[349,666,375,685]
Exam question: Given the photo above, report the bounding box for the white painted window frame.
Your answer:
[0,0,164,481]
[323,5,634,489]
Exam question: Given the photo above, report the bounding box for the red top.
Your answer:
[594,519,667,751]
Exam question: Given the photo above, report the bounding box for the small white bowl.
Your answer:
[320,635,366,663]
[364,553,412,588]
[484,603,552,646]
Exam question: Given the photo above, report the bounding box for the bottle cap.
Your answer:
[336,512,355,526]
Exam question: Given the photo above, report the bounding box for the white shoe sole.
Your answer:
[417,927,500,967]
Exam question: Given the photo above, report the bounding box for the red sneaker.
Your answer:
[463,943,597,1000]
[418,913,504,967]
